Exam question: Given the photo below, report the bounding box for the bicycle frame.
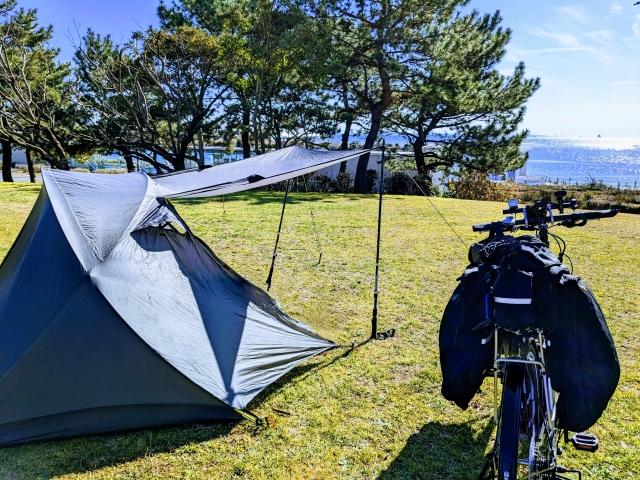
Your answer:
[492,327,562,478]
[473,194,614,480]
[492,329,555,424]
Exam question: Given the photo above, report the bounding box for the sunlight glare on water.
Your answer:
[522,136,640,186]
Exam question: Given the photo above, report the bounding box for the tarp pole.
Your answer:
[266,179,290,291]
[371,140,385,339]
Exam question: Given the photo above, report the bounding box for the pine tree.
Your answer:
[386,9,539,184]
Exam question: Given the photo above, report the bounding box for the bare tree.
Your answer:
[0,0,76,170]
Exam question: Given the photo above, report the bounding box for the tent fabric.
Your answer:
[0,148,349,445]
[154,146,367,198]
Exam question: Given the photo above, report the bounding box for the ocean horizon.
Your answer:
[521,136,640,187]
[366,133,640,187]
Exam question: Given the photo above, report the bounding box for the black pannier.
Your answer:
[439,266,494,409]
[439,235,620,432]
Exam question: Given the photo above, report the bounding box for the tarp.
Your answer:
[155,146,367,198]
[0,146,361,445]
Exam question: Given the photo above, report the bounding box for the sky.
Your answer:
[15,0,640,138]
[471,1,640,137]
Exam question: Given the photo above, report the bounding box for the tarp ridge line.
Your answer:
[164,149,370,199]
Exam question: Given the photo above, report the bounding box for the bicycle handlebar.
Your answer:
[502,200,577,215]
[472,208,619,233]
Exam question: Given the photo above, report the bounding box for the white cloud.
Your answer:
[611,81,640,85]
[522,47,589,54]
[586,30,614,43]
[525,27,583,48]
[622,14,640,50]
[555,5,590,24]
[610,2,623,13]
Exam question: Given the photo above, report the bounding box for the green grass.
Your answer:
[0,182,638,479]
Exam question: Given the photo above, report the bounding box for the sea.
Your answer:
[370,134,640,187]
[520,136,640,188]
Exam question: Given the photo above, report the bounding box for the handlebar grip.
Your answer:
[577,208,619,219]
[473,222,492,232]
[555,208,619,224]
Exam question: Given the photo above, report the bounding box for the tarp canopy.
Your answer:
[155,146,367,198]
[0,146,362,446]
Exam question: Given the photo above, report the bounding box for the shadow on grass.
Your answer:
[378,418,494,480]
[249,341,364,411]
[0,421,237,478]
[172,190,394,208]
[0,347,359,478]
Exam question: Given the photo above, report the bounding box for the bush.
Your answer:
[585,199,614,209]
[585,198,640,214]
[260,173,338,193]
[583,190,594,202]
[14,164,45,174]
[445,172,520,202]
[334,172,353,193]
[365,169,378,194]
[384,172,412,195]
[93,168,128,174]
[621,203,640,214]
[308,174,334,193]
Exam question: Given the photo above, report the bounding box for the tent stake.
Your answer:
[266,179,290,291]
[371,140,386,339]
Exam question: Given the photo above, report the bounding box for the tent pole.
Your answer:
[266,179,290,292]
[371,140,385,339]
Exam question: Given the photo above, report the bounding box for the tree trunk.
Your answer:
[354,106,382,193]
[197,129,206,168]
[2,141,13,183]
[354,43,392,193]
[26,148,35,183]
[172,155,186,171]
[53,158,70,171]
[339,113,353,174]
[125,153,135,173]
[253,78,263,154]
[413,136,427,176]
[153,151,161,175]
[275,124,282,150]
[242,106,251,158]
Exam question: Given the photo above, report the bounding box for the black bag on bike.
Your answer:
[440,235,620,431]
[546,275,620,432]
[439,266,494,409]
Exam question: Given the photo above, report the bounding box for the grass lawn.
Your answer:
[0,182,638,479]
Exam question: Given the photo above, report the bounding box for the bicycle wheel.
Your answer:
[497,364,524,480]
[526,366,555,477]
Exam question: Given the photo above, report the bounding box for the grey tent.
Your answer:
[0,147,364,446]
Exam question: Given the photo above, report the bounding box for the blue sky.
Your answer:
[19,0,159,58]
[472,1,640,137]
[17,0,640,138]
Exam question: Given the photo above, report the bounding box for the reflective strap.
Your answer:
[494,297,532,305]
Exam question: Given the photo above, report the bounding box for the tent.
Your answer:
[0,147,365,446]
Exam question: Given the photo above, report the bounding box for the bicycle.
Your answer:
[470,191,618,480]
